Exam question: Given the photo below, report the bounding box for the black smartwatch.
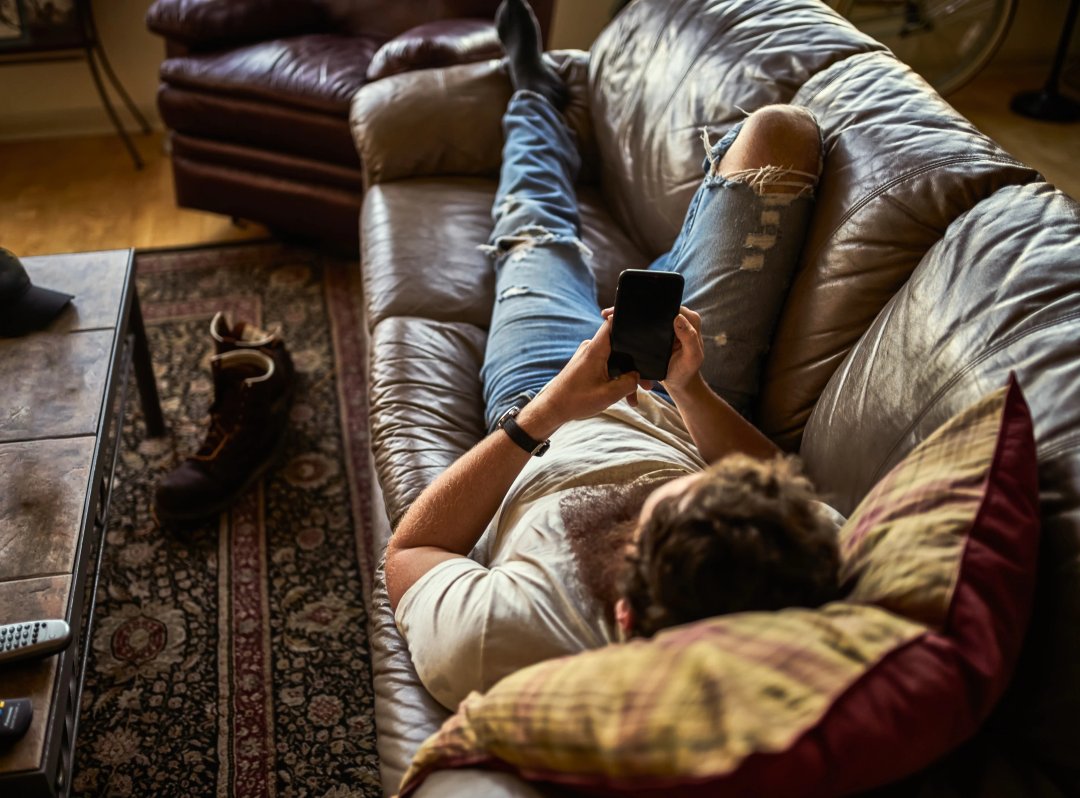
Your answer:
[496,406,550,457]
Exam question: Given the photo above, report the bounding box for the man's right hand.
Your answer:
[663,306,705,394]
[523,317,642,438]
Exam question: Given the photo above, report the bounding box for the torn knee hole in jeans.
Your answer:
[478,225,594,263]
[741,205,791,272]
[496,193,521,217]
[497,285,535,301]
[700,129,818,200]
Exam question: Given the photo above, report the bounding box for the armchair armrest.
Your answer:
[351,50,598,189]
[366,19,504,82]
[146,0,329,50]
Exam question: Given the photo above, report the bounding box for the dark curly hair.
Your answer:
[619,455,840,639]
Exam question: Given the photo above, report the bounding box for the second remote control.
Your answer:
[0,698,33,745]
[0,620,72,666]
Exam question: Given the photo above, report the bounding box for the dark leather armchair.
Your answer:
[146,0,553,249]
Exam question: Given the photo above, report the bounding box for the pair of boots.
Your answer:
[154,313,294,526]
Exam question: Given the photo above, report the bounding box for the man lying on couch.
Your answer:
[384,0,842,711]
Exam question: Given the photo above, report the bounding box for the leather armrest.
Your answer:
[371,557,450,794]
[366,19,503,82]
[351,49,597,188]
[146,0,329,49]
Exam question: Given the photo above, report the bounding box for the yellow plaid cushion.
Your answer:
[840,383,1018,627]
[399,379,1039,797]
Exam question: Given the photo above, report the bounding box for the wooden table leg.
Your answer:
[129,290,166,438]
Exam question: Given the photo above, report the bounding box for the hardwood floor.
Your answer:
[949,62,1080,201]
[0,63,1075,258]
[0,132,267,257]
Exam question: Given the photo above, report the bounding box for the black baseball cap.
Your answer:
[0,248,73,337]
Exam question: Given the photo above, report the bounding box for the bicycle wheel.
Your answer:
[831,0,1017,95]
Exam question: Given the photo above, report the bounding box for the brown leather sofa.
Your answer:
[351,0,1080,795]
[145,0,553,249]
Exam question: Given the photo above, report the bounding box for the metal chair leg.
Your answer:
[85,45,144,170]
[82,5,152,135]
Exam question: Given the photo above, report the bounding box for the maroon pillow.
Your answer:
[366,19,503,82]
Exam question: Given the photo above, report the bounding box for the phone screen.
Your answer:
[607,270,685,381]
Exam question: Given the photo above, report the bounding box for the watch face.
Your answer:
[498,406,520,428]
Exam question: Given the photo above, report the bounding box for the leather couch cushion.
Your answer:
[352,52,598,189]
[159,86,360,166]
[169,132,363,244]
[757,52,1039,451]
[171,133,363,190]
[322,0,550,40]
[362,178,496,330]
[589,0,1037,453]
[170,151,361,242]
[361,179,648,332]
[370,556,452,795]
[369,318,488,527]
[160,33,383,115]
[800,181,1080,778]
[587,0,885,259]
[146,0,330,48]
[366,19,502,81]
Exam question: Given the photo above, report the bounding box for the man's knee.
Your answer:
[718,105,821,188]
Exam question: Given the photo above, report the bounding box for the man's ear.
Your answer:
[615,597,633,639]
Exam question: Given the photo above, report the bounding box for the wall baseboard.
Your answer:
[0,105,162,142]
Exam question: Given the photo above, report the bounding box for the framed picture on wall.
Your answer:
[0,0,26,45]
[0,0,84,53]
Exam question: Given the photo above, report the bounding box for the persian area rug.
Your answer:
[72,241,381,798]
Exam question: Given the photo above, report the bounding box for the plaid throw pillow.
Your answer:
[399,377,1039,797]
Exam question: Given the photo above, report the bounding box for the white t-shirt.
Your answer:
[395,389,707,710]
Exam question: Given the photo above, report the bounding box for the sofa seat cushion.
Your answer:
[171,132,362,190]
[361,179,650,332]
[169,146,362,244]
[146,0,330,49]
[160,33,384,115]
[370,555,452,796]
[159,86,361,167]
[398,380,1039,797]
[369,318,488,527]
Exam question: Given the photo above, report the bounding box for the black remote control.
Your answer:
[0,698,32,745]
[0,620,72,666]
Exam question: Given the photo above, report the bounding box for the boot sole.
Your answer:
[153,428,289,528]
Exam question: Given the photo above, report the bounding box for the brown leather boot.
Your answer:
[154,349,290,526]
[209,311,295,403]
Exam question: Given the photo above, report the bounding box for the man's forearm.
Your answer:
[666,374,779,463]
[385,400,564,608]
[392,401,562,553]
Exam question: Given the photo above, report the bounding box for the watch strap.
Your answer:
[498,407,550,456]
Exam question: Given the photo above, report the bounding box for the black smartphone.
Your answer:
[607,269,685,382]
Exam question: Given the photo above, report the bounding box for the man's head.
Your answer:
[615,455,840,639]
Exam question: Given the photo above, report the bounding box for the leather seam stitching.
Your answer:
[804,153,1031,267]
[867,307,1080,485]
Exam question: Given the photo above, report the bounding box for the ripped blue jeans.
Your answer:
[481,90,819,431]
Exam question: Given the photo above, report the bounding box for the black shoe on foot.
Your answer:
[495,0,567,109]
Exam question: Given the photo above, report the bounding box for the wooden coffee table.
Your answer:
[0,250,163,798]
